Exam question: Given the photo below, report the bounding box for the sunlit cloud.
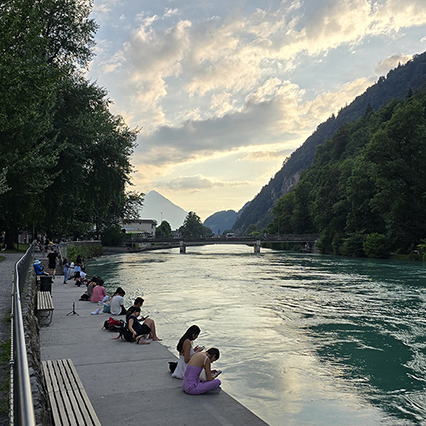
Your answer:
[375,53,412,75]
[157,175,249,191]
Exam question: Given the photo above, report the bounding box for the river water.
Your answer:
[86,245,426,426]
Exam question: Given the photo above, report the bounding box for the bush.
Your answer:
[340,232,366,257]
[363,233,390,258]
[101,226,125,246]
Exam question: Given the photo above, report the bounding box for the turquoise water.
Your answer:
[87,246,426,425]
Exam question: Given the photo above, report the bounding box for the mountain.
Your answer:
[140,190,188,230]
[203,210,238,234]
[203,202,250,234]
[233,51,426,233]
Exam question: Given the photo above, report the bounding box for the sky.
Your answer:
[88,0,426,221]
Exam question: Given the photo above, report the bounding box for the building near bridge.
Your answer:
[121,219,157,238]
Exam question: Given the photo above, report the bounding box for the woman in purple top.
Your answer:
[183,348,221,395]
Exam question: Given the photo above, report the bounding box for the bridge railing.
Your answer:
[10,243,36,426]
[124,234,320,243]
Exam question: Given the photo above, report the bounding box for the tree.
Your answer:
[0,0,139,245]
[179,212,211,237]
[156,221,172,237]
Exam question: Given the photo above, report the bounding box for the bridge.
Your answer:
[123,234,320,254]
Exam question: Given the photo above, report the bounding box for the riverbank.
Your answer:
[37,264,268,425]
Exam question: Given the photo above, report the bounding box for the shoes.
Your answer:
[91,308,102,315]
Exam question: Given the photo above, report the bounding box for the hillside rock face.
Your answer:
[233,51,426,233]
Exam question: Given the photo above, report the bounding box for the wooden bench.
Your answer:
[42,359,101,426]
[37,291,54,325]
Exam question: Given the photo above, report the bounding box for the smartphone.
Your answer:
[215,370,222,377]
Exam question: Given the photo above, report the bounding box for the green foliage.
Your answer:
[0,0,139,246]
[180,212,212,237]
[100,226,125,246]
[363,233,391,259]
[416,240,426,261]
[339,233,366,257]
[270,89,426,257]
[67,243,103,261]
[156,221,172,237]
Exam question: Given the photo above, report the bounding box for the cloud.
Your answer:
[375,53,412,75]
[156,175,249,191]
[91,0,426,137]
[134,75,373,168]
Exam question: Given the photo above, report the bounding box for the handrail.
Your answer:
[10,244,36,426]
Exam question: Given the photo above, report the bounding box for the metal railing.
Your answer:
[10,244,36,426]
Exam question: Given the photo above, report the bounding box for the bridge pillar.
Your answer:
[254,240,261,253]
[180,241,186,254]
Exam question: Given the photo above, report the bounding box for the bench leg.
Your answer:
[38,309,53,326]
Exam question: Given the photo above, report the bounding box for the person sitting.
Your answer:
[126,307,152,344]
[33,260,48,276]
[183,348,221,395]
[90,279,108,304]
[126,297,145,319]
[172,325,203,379]
[86,277,99,298]
[110,288,127,315]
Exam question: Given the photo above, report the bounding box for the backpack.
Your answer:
[103,317,134,342]
[103,317,124,332]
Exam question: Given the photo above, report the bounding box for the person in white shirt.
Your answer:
[110,288,127,315]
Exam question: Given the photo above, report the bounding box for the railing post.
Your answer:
[180,241,186,254]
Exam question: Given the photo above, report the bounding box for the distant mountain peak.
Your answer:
[140,190,188,230]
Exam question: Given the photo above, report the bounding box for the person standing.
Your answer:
[62,258,70,284]
[47,247,58,278]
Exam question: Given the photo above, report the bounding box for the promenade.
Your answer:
[37,262,268,425]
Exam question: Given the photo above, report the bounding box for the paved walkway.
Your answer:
[0,252,22,426]
[37,259,268,425]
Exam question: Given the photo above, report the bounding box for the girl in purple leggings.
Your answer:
[183,348,221,394]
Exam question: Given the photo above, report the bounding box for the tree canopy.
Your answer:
[179,212,213,238]
[0,0,142,246]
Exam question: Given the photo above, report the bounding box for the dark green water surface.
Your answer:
[87,246,426,425]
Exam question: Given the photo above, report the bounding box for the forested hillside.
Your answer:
[233,51,426,234]
[0,0,142,247]
[267,89,426,257]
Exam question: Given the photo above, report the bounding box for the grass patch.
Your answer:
[0,256,4,263]
[0,339,11,367]
[0,338,11,416]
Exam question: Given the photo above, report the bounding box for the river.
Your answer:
[86,245,426,426]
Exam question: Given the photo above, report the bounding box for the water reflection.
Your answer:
[87,247,426,425]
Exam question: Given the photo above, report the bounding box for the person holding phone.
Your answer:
[172,325,204,379]
[183,348,221,395]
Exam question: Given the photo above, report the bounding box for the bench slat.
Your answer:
[42,359,101,426]
[37,291,54,325]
